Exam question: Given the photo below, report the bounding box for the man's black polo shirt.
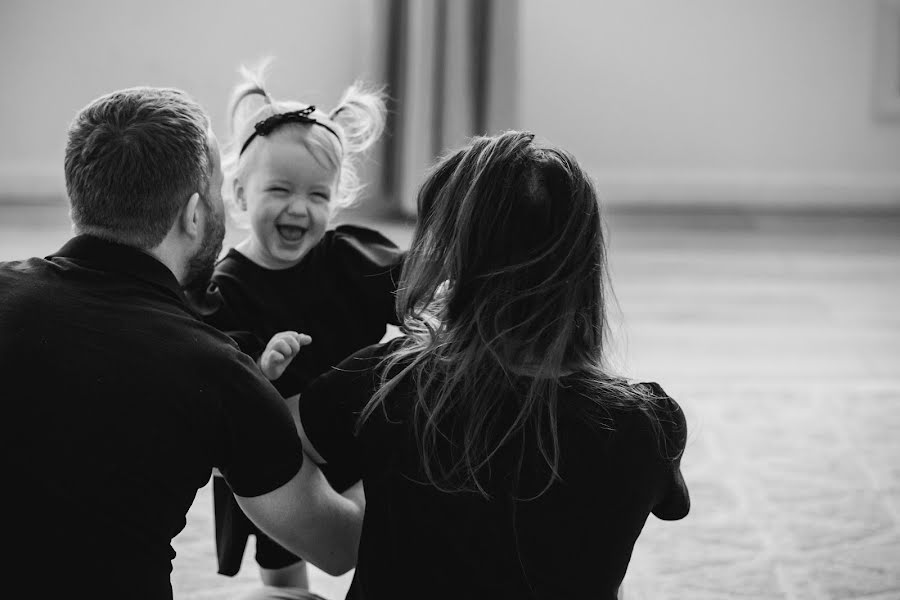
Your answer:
[0,235,303,598]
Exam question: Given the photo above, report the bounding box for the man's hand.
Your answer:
[258,331,312,381]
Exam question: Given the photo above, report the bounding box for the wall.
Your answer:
[0,0,369,202]
[4,0,899,210]
[519,0,900,208]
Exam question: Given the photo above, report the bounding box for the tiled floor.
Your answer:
[2,204,899,599]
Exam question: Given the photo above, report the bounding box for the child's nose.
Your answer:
[285,196,309,217]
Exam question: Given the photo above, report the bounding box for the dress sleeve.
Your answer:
[644,382,691,521]
[297,342,390,481]
[331,225,405,326]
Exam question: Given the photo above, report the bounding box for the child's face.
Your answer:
[237,131,338,269]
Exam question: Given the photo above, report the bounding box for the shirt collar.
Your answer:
[50,234,184,299]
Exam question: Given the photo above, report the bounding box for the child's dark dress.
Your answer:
[299,338,691,600]
[204,224,404,574]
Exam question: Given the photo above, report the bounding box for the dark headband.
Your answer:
[239,105,342,156]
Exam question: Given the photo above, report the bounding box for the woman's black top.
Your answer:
[299,338,691,600]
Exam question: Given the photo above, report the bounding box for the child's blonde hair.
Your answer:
[222,58,386,222]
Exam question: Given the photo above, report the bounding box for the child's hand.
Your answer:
[258,331,312,381]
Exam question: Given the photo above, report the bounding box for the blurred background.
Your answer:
[3,0,899,214]
[2,1,899,599]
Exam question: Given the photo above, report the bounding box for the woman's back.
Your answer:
[300,340,689,600]
[297,131,689,598]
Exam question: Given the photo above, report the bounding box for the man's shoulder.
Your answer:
[0,256,72,305]
[0,255,54,275]
[188,319,272,377]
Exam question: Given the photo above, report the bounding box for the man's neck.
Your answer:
[146,235,187,286]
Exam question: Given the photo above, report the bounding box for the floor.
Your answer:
[2,203,898,599]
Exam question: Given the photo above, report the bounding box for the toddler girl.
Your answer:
[204,60,400,599]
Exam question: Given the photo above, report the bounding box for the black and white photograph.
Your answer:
[1,1,899,599]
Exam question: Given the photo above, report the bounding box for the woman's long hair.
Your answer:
[358,131,668,498]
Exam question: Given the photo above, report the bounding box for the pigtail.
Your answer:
[330,81,387,155]
[221,59,277,228]
[227,58,275,139]
[330,82,388,206]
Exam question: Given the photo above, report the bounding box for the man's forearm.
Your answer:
[342,479,365,511]
[236,455,363,576]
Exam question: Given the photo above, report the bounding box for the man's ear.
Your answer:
[234,179,247,211]
[181,192,201,239]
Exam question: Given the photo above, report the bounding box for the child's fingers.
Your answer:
[259,331,312,381]
[269,331,295,345]
[260,349,286,369]
[276,337,308,358]
[282,335,301,355]
[270,339,294,358]
[267,332,296,355]
[281,332,313,351]
[269,331,312,352]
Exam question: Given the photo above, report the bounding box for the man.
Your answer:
[0,88,362,598]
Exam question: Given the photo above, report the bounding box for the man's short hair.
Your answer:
[65,87,211,249]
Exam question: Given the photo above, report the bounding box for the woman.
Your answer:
[295,131,690,599]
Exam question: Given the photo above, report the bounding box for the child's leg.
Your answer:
[213,474,253,576]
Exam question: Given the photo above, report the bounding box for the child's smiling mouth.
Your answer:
[276,224,306,242]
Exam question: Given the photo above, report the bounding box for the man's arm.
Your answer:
[235,451,363,576]
[284,393,327,464]
[287,392,366,504]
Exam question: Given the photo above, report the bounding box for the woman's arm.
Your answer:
[650,390,690,521]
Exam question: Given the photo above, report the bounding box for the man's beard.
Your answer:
[183,207,225,301]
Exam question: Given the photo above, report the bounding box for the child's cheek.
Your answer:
[251,206,276,245]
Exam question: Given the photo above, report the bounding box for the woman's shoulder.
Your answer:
[305,337,407,409]
[564,378,682,415]
[631,381,687,438]
[332,335,407,373]
[560,378,687,452]
[631,381,684,419]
